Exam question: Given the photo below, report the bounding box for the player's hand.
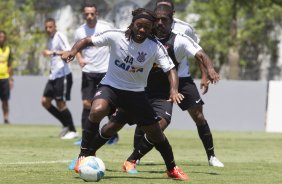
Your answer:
[61,51,75,63]
[9,78,14,90]
[200,79,209,95]
[79,59,87,67]
[167,91,184,104]
[207,69,220,84]
[42,49,52,57]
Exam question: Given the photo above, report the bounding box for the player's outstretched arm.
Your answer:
[61,37,93,63]
[195,50,220,84]
[167,67,184,104]
[198,62,209,95]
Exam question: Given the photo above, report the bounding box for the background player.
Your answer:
[41,18,78,139]
[74,1,119,145]
[0,30,13,124]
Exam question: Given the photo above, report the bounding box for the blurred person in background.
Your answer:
[41,18,78,139]
[0,30,13,124]
[74,1,119,145]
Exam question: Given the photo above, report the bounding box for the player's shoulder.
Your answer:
[173,18,195,32]
[97,20,115,29]
[96,29,124,37]
[148,36,162,46]
[173,18,194,28]
[55,31,67,39]
[74,23,87,33]
[147,37,167,52]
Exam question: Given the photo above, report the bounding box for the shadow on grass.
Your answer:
[74,173,169,180]
[106,168,164,174]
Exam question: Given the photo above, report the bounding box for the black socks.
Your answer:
[197,122,215,159]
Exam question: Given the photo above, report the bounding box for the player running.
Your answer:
[63,8,189,180]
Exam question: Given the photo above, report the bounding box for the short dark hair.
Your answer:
[45,17,56,24]
[82,0,97,10]
[156,0,174,10]
[155,4,174,20]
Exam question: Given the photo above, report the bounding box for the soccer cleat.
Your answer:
[74,156,85,173]
[167,166,190,180]
[4,119,10,124]
[58,127,69,138]
[136,159,141,165]
[107,134,119,145]
[208,156,224,167]
[68,158,78,170]
[122,160,138,174]
[61,131,79,140]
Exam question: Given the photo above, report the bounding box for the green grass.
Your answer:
[0,125,282,184]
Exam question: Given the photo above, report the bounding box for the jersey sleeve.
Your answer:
[155,43,175,72]
[175,34,202,61]
[91,30,114,47]
[58,33,71,51]
[74,28,80,43]
[183,27,200,44]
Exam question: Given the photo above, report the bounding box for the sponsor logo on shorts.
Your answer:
[195,98,201,103]
[165,111,172,116]
[94,90,102,97]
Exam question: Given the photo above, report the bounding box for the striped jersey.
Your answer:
[47,31,71,80]
[172,18,200,77]
[74,20,113,73]
[90,30,174,92]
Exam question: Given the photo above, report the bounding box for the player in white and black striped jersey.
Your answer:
[74,2,119,145]
[132,1,224,168]
[41,18,78,140]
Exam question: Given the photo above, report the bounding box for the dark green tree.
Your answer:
[0,0,46,75]
[188,0,282,80]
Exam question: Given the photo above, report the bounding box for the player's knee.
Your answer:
[41,98,51,109]
[159,118,169,131]
[100,122,120,137]
[83,100,91,109]
[144,129,165,144]
[89,107,107,122]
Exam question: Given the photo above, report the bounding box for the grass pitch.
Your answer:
[0,124,282,184]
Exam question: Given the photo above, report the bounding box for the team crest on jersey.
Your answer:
[137,52,147,63]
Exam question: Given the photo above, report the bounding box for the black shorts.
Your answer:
[43,73,73,101]
[0,79,10,100]
[93,85,160,126]
[81,72,106,100]
[148,97,173,124]
[178,77,204,110]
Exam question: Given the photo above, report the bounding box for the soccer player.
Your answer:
[0,30,13,124]
[63,8,189,180]
[41,18,78,139]
[132,0,224,167]
[74,2,119,145]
